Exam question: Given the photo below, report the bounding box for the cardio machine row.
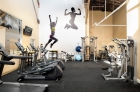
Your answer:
[0,42,65,82]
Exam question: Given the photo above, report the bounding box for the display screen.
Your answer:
[23,26,32,36]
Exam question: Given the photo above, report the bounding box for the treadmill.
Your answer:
[0,60,48,92]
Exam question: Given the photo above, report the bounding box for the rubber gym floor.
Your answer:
[2,61,140,92]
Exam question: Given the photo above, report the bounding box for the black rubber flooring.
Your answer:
[2,61,140,92]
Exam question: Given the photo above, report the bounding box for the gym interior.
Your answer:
[0,0,140,92]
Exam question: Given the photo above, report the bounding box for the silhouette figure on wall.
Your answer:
[44,15,58,49]
[64,7,81,30]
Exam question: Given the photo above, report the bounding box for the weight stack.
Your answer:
[127,65,134,80]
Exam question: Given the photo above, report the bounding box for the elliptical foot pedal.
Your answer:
[123,76,130,82]
[17,75,25,82]
[101,67,109,70]
[55,78,59,82]
[0,80,3,84]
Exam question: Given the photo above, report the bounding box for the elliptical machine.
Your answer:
[30,43,65,70]
[13,42,63,82]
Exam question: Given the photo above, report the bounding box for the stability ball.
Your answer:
[75,54,82,61]
[75,46,82,52]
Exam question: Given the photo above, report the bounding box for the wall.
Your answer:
[84,0,90,47]
[113,5,127,39]
[0,27,6,46]
[0,0,39,46]
[89,11,113,53]
[39,0,85,54]
[0,27,20,75]
[0,0,39,75]
[127,0,140,81]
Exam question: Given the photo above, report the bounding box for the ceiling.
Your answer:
[84,0,126,12]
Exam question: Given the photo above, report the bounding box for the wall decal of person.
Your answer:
[64,7,81,30]
[44,15,58,49]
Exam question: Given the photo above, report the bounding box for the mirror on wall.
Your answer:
[0,9,22,55]
[0,9,21,31]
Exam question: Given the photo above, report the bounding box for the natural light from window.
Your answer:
[127,2,139,36]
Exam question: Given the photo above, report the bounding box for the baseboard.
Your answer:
[137,78,140,84]
[2,68,18,76]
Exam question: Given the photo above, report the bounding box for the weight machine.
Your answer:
[99,45,108,60]
[80,36,98,62]
[90,36,98,63]
[101,45,116,70]
[61,51,75,62]
[102,37,137,83]
[102,38,128,80]
[125,36,137,83]
[81,36,89,62]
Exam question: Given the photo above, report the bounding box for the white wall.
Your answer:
[39,0,85,53]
